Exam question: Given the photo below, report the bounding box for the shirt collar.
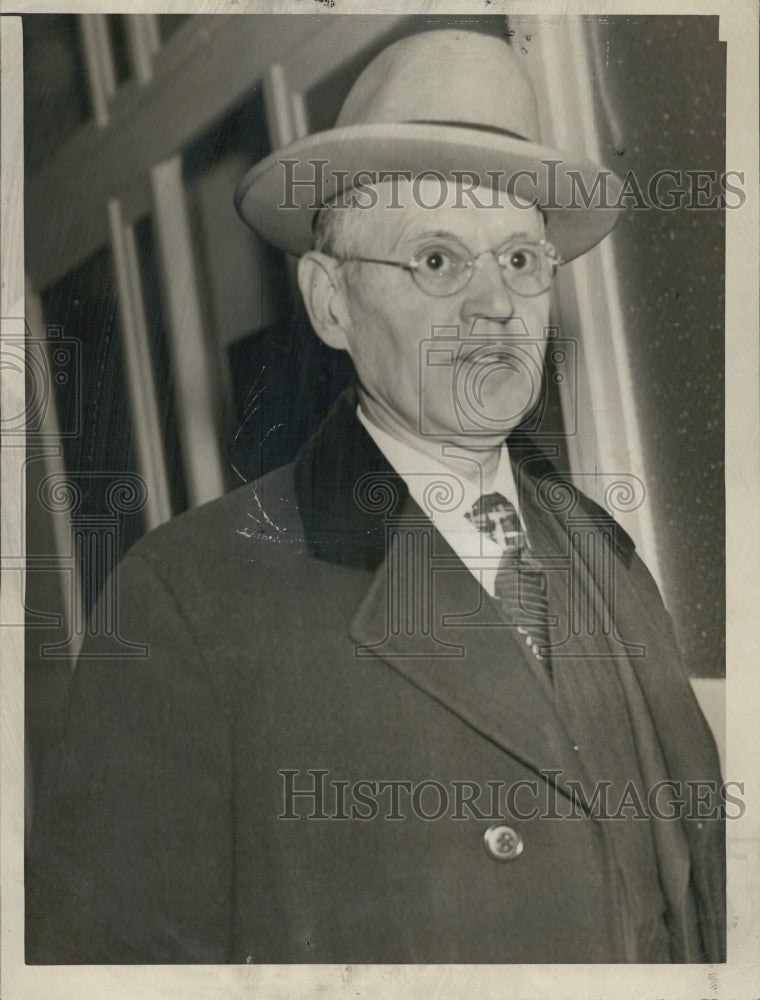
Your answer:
[356,404,524,530]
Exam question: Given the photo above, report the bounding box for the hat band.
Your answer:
[405,119,530,143]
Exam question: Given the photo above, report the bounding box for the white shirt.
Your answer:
[357,406,526,597]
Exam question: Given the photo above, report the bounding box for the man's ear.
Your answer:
[297,251,352,352]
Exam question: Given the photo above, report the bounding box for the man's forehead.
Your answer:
[357,177,544,248]
[393,218,545,249]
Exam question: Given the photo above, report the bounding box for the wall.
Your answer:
[596,16,726,678]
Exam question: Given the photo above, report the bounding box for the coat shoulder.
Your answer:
[125,462,303,574]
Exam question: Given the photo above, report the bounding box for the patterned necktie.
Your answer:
[467,493,552,677]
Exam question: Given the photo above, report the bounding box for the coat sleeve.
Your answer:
[26,548,235,964]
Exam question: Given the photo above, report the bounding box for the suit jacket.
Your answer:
[26,388,725,964]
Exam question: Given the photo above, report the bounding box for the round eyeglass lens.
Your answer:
[411,243,471,295]
[498,244,547,295]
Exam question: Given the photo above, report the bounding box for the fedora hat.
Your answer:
[235,29,622,262]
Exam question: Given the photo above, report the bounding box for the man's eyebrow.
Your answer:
[396,230,465,245]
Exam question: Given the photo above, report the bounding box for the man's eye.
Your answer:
[506,247,537,272]
[417,246,459,273]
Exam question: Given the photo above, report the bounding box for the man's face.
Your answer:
[336,179,552,451]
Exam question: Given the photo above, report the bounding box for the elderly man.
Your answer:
[26,30,724,965]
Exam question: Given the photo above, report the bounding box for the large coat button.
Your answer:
[483,824,524,861]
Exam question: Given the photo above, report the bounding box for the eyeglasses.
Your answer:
[333,236,562,298]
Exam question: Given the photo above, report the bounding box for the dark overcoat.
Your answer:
[26,390,725,964]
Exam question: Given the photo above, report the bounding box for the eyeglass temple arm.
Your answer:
[336,255,418,273]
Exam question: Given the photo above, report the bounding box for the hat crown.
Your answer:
[235,26,622,261]
[335,30,540,143]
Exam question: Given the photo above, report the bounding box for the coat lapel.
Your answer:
[348,523,595,802]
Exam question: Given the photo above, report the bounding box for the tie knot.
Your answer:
[466,492,524,555]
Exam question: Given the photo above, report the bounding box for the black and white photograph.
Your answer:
[1,3,758,999]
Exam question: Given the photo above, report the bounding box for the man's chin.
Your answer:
[420,417,526,450]
[444,389,542,438]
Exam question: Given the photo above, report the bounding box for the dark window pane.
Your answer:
[23,14,90,174]
[107,15,131,87]
[41,246,142,614]
[182,84,271,182]
[158,14,190,44]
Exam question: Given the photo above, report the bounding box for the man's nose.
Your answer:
[460,252,517,327]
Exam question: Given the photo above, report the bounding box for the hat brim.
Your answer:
[235,123,622,263]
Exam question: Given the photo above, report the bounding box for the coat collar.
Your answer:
[294,386,636,570]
